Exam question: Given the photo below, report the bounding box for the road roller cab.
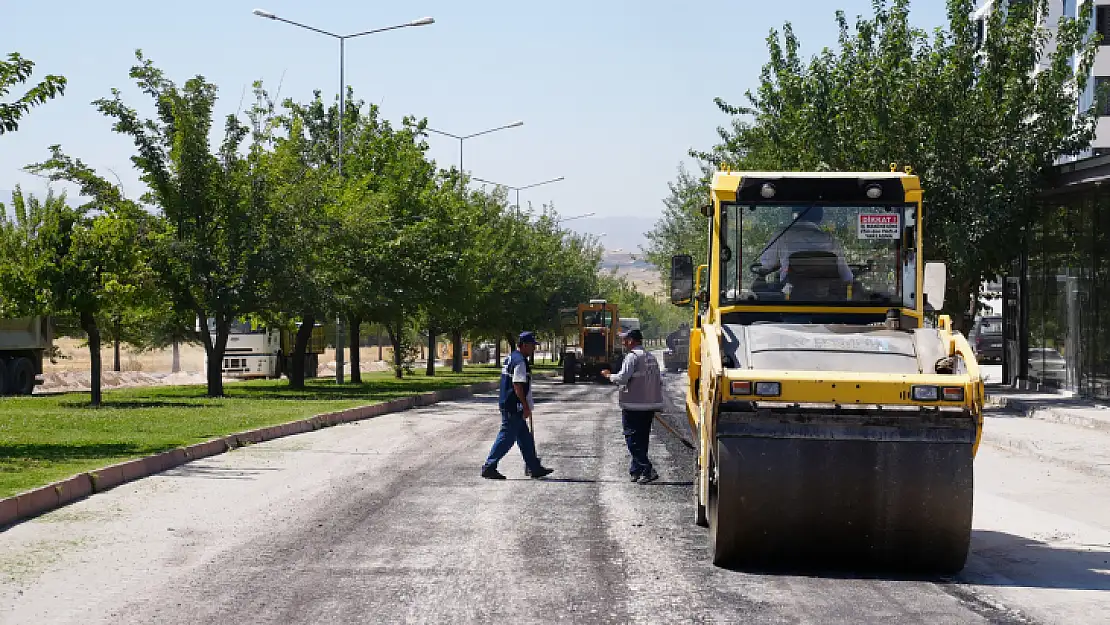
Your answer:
[670,168,984,573]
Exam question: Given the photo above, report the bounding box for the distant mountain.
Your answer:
[568,214,654,256]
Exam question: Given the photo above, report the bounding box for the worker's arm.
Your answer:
[607,351,638,386]
[514,382,532,418]
[511,360,532,418]
[834,241,854,282]
[759,239,780,271]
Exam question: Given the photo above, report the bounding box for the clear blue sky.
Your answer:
[1,0,948,252]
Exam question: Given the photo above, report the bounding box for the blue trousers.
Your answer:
[484,408,542,472]
[622,410,654,476]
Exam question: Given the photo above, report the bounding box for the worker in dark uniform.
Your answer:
[481,331,554,480]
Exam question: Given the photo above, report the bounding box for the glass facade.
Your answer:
[1015,188,1110,400]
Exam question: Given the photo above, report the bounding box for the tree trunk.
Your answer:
[494,340,501,368]
[388,325,404,380]
[349,315,362,384]
[452,329,464,373]
[377,327,384,361]
[288,313,316,389]
[203,315,228,397]
[426,326,437,377]
[171,340,181,373]
[81,311,102,407]
[113,316,121,372]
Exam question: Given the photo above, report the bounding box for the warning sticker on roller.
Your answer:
[858,214,900,240]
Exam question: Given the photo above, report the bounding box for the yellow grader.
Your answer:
[561,300,625,383]
[670,168,984,573]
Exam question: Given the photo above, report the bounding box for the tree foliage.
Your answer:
[656,0,1098,328]
[0,52,66,134]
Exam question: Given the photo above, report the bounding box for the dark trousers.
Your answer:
[484,408,542,472]
[622,409,654,476]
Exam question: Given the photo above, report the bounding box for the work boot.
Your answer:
[525,457,542,476]
[637,469,659,484]
[481,466,506,480]
[529,466,554,479]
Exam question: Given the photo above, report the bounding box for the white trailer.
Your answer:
[0,317,51,396]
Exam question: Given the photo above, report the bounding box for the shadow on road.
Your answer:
[961,530,1110,591]
[704,530,1110,592]
[537,477,693,486]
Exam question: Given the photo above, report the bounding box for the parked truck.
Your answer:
[205,318,325,380]
[670,167,984,573]
[0,316,51,396]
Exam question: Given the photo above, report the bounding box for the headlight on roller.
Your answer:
[911,385,940,402]
[754,382,781,397]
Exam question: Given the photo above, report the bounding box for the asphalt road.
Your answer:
[1,371,1108,624]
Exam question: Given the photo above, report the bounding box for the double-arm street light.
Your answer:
[425,122,524,174]
[470,176,566,209]
[253,8,434,384]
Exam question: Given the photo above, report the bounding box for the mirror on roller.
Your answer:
[671,254,694,306]
[923,262,947,311]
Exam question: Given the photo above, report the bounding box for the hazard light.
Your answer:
[730,381,752,395]
[942,387,965,402]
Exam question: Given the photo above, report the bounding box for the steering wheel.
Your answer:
[749,262,775,276]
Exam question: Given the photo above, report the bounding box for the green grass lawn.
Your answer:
[0,369,497,498]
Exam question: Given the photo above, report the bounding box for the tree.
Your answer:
[244,86,341,388]
[0,187,146,406]
[46,51,274,396]
[334,112,438,379]
[0,52,65,134]
[691,0,1098,328]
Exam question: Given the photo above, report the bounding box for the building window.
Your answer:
[1098,6,1110,44]
[975,18,986,50]
[1097,77,1110,116]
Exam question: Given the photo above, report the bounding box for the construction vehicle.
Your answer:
[205,318,325,379]
[670,168,983,573]
[0,316,51,396]
[663,323,690,373]
[561,299,625,383]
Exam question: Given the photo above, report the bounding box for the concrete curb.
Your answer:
[0,380,500,530]
[984,432,1110,479]
[989,394,1110,434]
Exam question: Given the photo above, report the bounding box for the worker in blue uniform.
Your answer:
[481,331,555,480]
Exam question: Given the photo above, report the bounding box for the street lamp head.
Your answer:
[508,120,524,128]
[408,16,435,26]
[252,8,277,19]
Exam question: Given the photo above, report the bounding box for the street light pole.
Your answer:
[425,121,524,174]
[470,176,566,209]
[253,8,433,385]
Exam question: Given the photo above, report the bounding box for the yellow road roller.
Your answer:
[670,168,984,573]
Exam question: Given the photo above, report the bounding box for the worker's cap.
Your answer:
[518,331,537,345]
[619,328,643,341]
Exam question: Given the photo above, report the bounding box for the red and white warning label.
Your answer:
[857,214,900,240]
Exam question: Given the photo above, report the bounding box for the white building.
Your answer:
[973,0,1108,159]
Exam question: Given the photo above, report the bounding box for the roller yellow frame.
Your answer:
[670,168,984,573]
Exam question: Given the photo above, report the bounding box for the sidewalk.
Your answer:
[986,387,1110,433]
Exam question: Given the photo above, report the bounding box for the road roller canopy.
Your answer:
[714,172,921,310]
